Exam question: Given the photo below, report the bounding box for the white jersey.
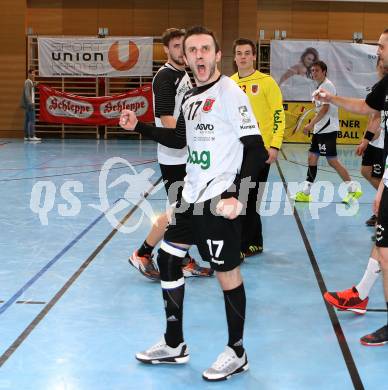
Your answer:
[370,113,385,149]
[313,78,339,134]
[153,63,192,165]
[180,75,261,203]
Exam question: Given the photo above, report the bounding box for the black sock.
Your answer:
[386,302,388,326]
[137,240,154,257]
[306,165,317,183]
[223,283,246,358]
[163,284,185,348]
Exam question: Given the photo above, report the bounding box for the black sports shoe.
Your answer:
[365,214,377,227]
[360,325,388,346]
[243,245,263,258]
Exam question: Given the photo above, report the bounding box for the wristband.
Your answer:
[364,131,374,141]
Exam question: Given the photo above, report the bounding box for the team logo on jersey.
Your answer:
[202,98,215,112]
[251,84,259,95]
[238,106,251,123]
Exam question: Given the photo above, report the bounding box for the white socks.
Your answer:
[302,181,313,195]
[347,181,358,193]
[355,257,381,300]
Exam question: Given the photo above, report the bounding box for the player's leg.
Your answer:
[361,166,380,190]
[128,163,177,279]
[23,109,30,140]
[324,245,379,314]
[162,164,213,277]
[128,212,168,280]
[241,163,270,257]
[194,200,248,381]
[135,202,193,363]
[362,144,383,225]
[360,187,388,346]
[294,137,319,202]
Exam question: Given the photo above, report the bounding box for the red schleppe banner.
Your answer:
[38,84,154,125]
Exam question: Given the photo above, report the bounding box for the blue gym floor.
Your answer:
[0,139,386,390]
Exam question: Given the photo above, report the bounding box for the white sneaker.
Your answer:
[24,137,29,141]
[136,336,189,364]
[202,346,249,381]
[30,136,41,141]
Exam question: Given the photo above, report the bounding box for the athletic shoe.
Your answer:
[30,136,41,141]
[360,325,388,346]
[324,286,368,314]
[182,255,213,277]
[202,346,249,381]
[136,336,189,364]
[365,214,377,227]
[24,137,29,141]
[342,190,363,205]
[243,245,263,258]
[128,250,160,281]
[293,191,312,202]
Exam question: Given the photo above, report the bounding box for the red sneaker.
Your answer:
[324,286,368,314]
[129,250,160,281]
[182,255,214,277]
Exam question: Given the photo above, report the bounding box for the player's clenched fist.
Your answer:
[216,198,243,220]
[119,110,138,131]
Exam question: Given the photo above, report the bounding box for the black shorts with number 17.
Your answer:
[164,195,244,272]
[309,131,337,157]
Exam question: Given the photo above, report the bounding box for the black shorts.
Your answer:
[376,186,388,247]
[309,131,337,157]
[164,196,243,272]
[159,163,186,204]
[362,144,384,178]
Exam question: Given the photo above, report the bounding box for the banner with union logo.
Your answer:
[38,37,153,77]
[38,84,153,125]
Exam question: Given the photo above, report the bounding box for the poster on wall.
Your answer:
[38,84,154,125]
[271,40,378,101]
[38,37,153,77]
[283,101,368,145]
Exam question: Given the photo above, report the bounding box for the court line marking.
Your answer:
[276,160,364,390]
[0,176,162,367]
[0,158,156,172]
[0,159,157,315]
[0,159,157,183]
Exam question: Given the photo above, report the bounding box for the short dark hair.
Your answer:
[183,26,220,55]
[233,38,256,56]
[28,68,34,74]
[383,28,388,34]
[161,28,185,47]
[311,60,327,74]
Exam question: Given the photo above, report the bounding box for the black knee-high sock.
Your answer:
[163,285,185,347]
[137,240,154,257]
[223,283,246,358]
[306,165,317,183]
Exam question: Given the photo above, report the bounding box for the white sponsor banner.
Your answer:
[271,40,378,101]
[38,37,153,77]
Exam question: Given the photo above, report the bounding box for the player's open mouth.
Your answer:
[197,64,206,75]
